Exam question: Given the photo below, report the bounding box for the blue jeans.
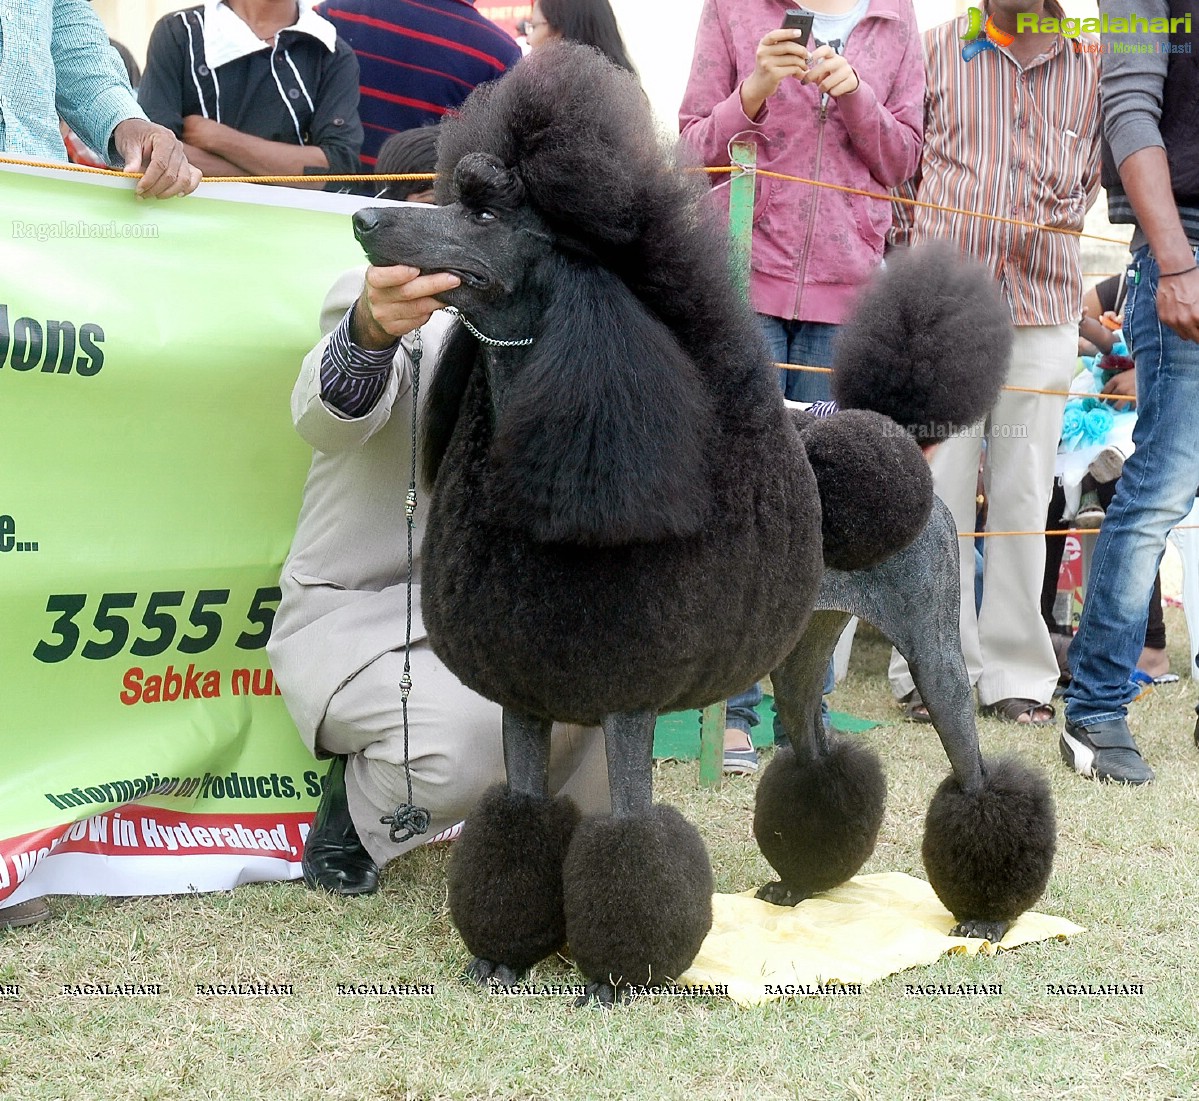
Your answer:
[727,662,835,745]
[758,315,837,403]
[1066,244,1199,726]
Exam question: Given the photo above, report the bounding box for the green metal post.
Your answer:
[727,140,757,298]
[698,140,758,790]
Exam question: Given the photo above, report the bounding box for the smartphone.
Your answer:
[781,9,814,46]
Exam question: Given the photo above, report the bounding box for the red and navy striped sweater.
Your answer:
[317,0,521,167]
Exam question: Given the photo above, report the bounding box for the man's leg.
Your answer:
[320,644,609,868]
[1065,247,1199,781]
[974,324,1075,713]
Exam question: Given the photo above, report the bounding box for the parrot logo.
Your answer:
[961,6,1016,60]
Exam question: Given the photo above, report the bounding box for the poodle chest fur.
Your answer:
[422,367,824,724]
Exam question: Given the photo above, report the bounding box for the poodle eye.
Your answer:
[469,209,497,224]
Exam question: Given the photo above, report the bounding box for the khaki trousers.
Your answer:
[890,323,1076,707]
[319,643,611,867]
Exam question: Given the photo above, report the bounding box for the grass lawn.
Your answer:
[4,616,1199,1101]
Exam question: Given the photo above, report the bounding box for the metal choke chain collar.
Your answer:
[443,306,535,348]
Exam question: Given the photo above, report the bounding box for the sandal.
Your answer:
[980,698,1056,726]
[899,688,932,723]
[1075,489,1106,530]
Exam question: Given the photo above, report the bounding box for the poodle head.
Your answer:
[353,153,554,336]
[432,42,668,265]
[355,46,723,547]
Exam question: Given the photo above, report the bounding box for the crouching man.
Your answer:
[267,264,610,893]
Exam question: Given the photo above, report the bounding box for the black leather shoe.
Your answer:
[302,756,379,895]
[0,897,51,928]
[1060,717,1154,785]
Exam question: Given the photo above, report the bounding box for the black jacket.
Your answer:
[139,5,363,178]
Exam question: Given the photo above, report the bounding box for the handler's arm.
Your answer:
[293,267,460,453]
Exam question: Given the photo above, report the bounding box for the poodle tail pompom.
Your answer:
[831,243,1013,446]
[797,408,933,571]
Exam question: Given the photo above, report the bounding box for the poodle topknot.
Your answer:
[432,42,755,381]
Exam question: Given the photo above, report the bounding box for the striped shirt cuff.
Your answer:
[319,306,399,417]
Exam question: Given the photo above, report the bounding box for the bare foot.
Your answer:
[1138,646,1169,680]
[1015,705,1054,724]
[723,727,752,752]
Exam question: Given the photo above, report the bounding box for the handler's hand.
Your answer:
[1157,267,1199,345]
[352,265,462,348]
[801,45,860,98]
[1100,369,1137,411]
[740,29,810,118]
[113,118,201,198]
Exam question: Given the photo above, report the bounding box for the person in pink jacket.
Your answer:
[680,0,924,771]
[681,0,923,395]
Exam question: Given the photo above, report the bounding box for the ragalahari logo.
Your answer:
[961,6,1016,61]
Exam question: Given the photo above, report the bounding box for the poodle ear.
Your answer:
[491,262,715,545]
[420,319,483,490]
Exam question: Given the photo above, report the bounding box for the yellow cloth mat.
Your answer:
[678,871,1084,1006]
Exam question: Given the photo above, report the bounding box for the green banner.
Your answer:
[0,162,370,901]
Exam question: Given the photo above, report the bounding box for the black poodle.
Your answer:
[351,43,1056,1004]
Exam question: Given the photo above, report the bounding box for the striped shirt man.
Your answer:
[892,3,1101,326]
[316,0,521,167]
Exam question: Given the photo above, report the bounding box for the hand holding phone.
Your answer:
[741,10,815,117]
[781,9,814,46]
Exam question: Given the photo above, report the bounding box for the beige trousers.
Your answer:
[890,322,1076,708]
[319,643,611,867]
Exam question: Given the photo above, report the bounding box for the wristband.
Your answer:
[1159,264,1198,279]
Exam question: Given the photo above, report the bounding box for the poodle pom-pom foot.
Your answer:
[922,755,1057,940]
[798,408,933,571]
[563,805,713,995]
[447,785,581,981]
[754,738,887,905]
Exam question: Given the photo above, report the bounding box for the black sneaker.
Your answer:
[1060,717,1154,785]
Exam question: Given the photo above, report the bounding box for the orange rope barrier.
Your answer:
[3,154,1132,250]
[963,524,1199,538]
[774,363,1137,405]
[5,154,1133,402]
[0,154,433,186]
[705,164,1134,248]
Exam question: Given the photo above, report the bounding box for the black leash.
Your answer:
[380,329,431,845]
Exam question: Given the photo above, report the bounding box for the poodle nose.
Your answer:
[353,208,381,242]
